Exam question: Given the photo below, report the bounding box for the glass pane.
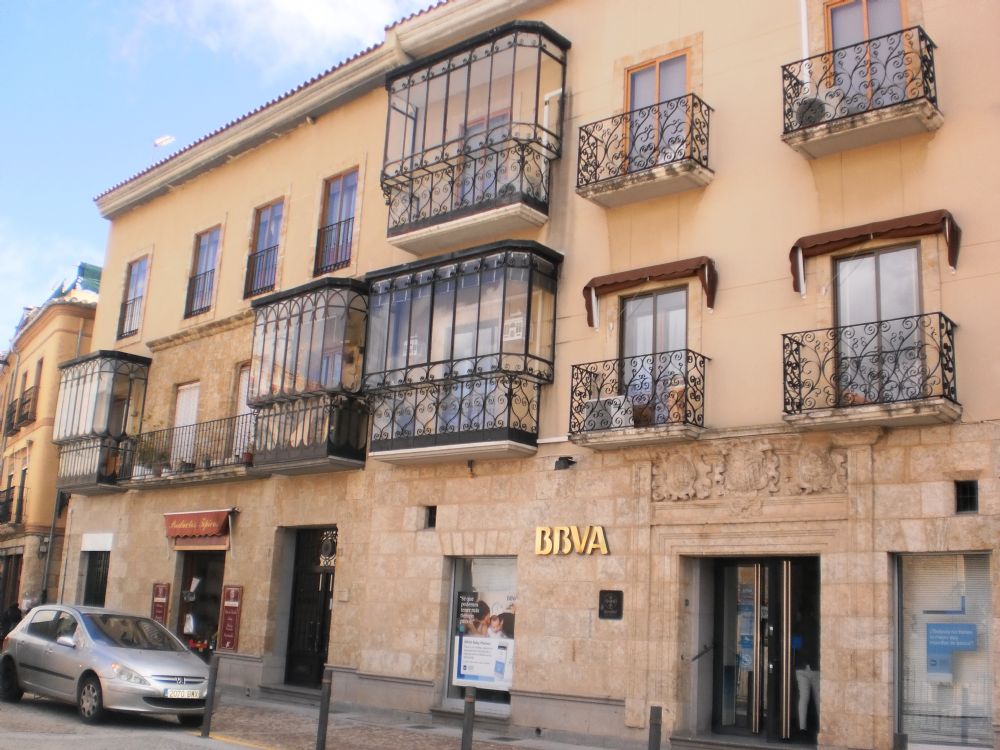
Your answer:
[404,78,427,159]
[454,273,480,364]
[341,171,358,221]
[445,67,469,149]
[489,45,515,135]
[527,273,555,365]
[658,55,687,101]
[878,247,919,320]
[629,65,656,110]
[867,0,901,37]
[655,289,687,353]
[409,284,432,366]
[386,90,409,163]
[836,255,877,326]
[477,266,504,357]
[623,296,654,358]
[431,277,456,365]
[466,52,491,139]
[831,1,865,47]
[342,302,366,391]
[502,265,528,355]
[386,288,411,373]
[320,306,345,389]
[424,76,448,154]
[324,176,343,225]
[366,292,389,376]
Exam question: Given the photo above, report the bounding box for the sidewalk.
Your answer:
[207,691,628,750]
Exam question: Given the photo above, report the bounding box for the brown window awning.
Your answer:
[583,256,718,327]
[164,509,234,551]
[789,209,961,293]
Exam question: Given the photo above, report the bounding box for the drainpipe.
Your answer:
[39,490,66,604]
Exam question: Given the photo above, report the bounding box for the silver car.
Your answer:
[0,604,209,726]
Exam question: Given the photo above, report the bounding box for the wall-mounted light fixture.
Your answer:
[554,456,577,471]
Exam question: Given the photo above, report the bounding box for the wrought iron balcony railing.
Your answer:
[577,94,712,188]
[3,401,18,436]
[369,374,540,452]
[314,217,354,275]
[57,439,129,490]
[569,350,708,434]
[0,486,14,524]
[17,386,37,426]
[384,140,553,234]
[783,312,956,414]
[185,269,215,317]
[125,413,257,479]
[782,26,937,134]
[254,395,366,468]
[244,244,279,298]
[117,296,143,339]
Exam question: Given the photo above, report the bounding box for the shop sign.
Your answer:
[217,585,243,653]
[453,590,516,692]
[534,525,609,556]
[927,622,977,682]
[150,582,170,626]
[164,509,232,551]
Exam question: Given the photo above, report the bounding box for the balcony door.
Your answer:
[233,367,253,458]
[627,54,687,170]
[172,382,200,466]
[828,0,903,114]
[835,246,920,405]
[621,288,686,426]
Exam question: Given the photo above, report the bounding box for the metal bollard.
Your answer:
[460,687,476,750]
[316,667,333,750]
[647,705,662,750]
[201,653,221,738]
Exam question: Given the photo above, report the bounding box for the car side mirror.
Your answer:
[56,634,76,648]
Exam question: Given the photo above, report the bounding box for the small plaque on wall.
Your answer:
[150,583,170,626]
[217,585,243,652]
[599,589,623,620]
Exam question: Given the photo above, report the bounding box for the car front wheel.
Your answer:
[0,658,23,702]
[77,674,106,723]
[177,713,204,728]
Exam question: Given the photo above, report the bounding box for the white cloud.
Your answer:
[0,218,103,347]
[126,0,431,78]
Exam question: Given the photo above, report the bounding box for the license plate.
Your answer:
[165,688,201,699]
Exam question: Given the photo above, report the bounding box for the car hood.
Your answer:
[100,647,209,677]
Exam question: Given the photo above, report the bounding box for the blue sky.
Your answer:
[0,0,429,345]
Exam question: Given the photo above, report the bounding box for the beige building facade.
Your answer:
[50,1,999,749]
[0,265,99,613]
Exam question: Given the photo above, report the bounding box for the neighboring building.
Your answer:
[0,263,99,611]
[53,2,999,749]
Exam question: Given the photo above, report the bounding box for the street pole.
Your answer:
[461,687,476,750]
[316,666,333,750]
[201,653,220,738]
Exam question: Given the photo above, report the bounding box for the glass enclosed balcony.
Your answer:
[248,278,369,472]
[381,22,570,254]
[783,312,960,427]
[781,27,941,158]
[364,241,559,463]
[54,350,150,494]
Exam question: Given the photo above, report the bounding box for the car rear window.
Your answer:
[82,613,184,651]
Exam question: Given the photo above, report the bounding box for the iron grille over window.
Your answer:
[249,278,368,406]
[381,21,570,234]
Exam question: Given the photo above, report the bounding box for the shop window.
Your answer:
[446,557,517,708]
[898,554,993,746]
[185,226,220,317]
[117,256,148,339]
[244,200,283,298]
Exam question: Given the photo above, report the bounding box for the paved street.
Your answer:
[0,691,620,750]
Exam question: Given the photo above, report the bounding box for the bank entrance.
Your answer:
[712,556,820,744]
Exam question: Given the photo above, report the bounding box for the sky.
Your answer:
[0,0,431,347]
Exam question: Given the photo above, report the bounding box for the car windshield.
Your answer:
[81,613,185,652]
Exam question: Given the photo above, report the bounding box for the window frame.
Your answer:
[315,169,359,276]
[245,199,284,298]
[117,255,149,340]
[185,225,221,318]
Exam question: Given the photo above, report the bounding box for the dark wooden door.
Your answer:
[285,528,336,687]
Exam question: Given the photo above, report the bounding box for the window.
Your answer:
[835,246,920,405]
[117,256,148,339]
[620,288,687,426]
[827,0,904,115]
[244,200,283,297]
[171,382,200,466]
[315,171,357,275]
[955,481,978,514]
[185,227,220,317]
[626,53,689,170]
[82,551,110,607]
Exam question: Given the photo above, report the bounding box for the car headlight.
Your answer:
[111,663,150,686]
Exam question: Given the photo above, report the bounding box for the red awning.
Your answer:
[164,510,232,539]
[789,209,961,293]
[583,256,718,327]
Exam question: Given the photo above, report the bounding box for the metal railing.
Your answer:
[125,413,257,479]
[117,296,143,339]
[244,244,278,298]
[3,401,18,436]
[17,386,37,426]
[783,312,956,414]
[57,439,130,488]
[569,350,708,434]
[0,485,25,524]
[314,218,354,275]
[782,26,937,134]
[184,270,215,317]
[384,140,553,233]
[369,374,540,448]
[255,395,366,466]
[577,93,712,188]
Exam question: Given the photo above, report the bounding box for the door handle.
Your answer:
[768,662,775,674]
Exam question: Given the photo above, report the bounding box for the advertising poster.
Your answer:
[217,585,243,652]
[453,590,516,691]
[150,582,170,626]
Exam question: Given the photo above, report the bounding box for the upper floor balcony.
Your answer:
[53,350,149,495]
[568,349,708,449]
[781,27,941,158]
[17,386,37,427]
[0,485,24,525]
[380,22,570,255]
[576,94,713,206]
[364,241,560,463]
[783,312,960,428]
[3,401,18,437]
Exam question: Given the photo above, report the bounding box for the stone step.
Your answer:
[258,682,322,707]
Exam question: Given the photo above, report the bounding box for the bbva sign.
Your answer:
[535,525,609,556]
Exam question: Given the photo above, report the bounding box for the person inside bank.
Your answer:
[792,602,820,732]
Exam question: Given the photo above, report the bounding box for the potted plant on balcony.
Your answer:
[135,438,170,478]
[241,441,255,468]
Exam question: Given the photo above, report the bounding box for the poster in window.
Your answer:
[453,589,516,691]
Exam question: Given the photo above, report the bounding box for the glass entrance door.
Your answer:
[713,557,820,743]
